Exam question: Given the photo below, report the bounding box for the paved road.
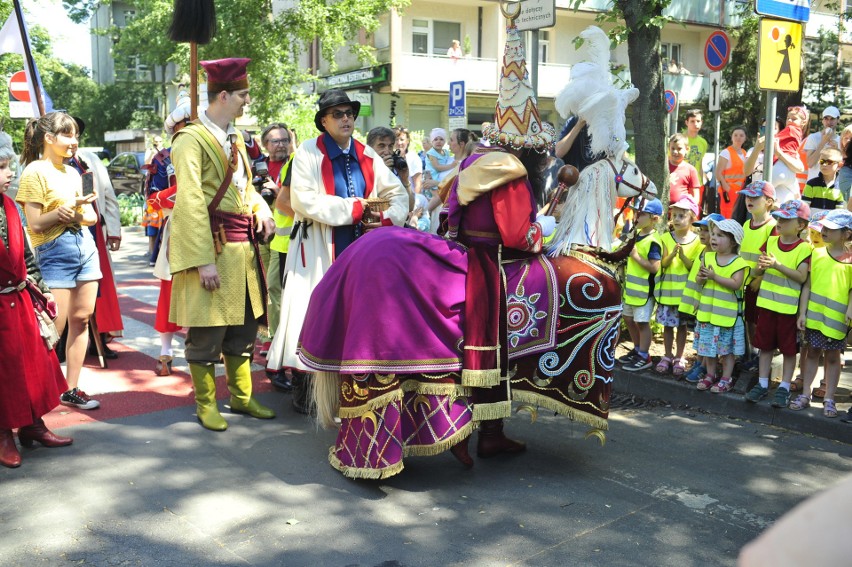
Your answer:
[1,227,850,567]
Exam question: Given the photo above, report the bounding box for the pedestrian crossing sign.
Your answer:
[757,18,803,92]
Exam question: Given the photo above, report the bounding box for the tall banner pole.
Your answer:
[12,0,44,116]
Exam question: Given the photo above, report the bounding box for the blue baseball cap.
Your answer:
[772,199,811,221]
[820,209,852,231]
[738,180,776,199]
[693,213,725,227]
[631,198,663,216]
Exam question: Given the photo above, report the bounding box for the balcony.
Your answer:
[662,72,709,104]
[396,53,573,99]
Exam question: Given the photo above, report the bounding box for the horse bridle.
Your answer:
[606,157,654,224]
[606,157,652,196]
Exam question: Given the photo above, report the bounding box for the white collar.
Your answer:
[198,111,237,146]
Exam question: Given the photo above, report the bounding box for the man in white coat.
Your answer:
[266,90,408,413]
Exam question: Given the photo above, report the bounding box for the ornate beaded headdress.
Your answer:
[481,24,555,154]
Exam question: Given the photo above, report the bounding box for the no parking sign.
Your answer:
[665,90,677,114]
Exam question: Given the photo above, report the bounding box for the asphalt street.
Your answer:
[1,226,850,567]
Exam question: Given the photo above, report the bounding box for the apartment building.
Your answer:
[306,0,852,134]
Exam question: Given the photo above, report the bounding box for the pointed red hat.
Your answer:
[201,58,251,93]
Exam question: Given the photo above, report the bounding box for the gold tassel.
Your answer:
[400,380,472,398]
[328,447,406,480]
[403,423,475,457]
[461,368,501,387]
[472,400,512,421]
[512,391,610,430]
[337,389,403,419]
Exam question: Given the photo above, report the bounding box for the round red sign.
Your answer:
[9,70,30,102]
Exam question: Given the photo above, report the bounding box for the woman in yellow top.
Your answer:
[15,112,101,411]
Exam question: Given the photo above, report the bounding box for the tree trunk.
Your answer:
[618,0,668,204]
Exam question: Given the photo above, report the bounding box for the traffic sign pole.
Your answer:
[764,91,777,185]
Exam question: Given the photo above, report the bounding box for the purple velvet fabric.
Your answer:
[298,226,468,373]
[298,226,559,373]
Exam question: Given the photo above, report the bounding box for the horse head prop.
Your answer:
[546,156,656,256]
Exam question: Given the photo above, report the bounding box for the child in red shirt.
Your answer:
[668,133,701,205]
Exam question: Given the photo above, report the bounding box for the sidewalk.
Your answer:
[613,365,852,445]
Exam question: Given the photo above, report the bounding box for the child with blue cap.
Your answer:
[620,198,662,372]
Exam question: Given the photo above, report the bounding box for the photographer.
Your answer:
[367,126,414,211]
[253,123,294,387]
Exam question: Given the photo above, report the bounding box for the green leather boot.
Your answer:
[189,363,228,431]
[223,355,276,419]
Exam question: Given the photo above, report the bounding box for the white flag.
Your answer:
[0,9,53,117]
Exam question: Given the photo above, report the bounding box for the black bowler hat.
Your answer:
[314,89,360,132]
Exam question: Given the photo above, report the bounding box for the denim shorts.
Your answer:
[35,228,102,289]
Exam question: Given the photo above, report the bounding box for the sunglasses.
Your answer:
[819,159,839,165]
[327,109,355,119]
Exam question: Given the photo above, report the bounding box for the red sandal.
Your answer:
[697,374,717,391]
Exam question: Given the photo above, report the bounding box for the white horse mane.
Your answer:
[546,159,617,256]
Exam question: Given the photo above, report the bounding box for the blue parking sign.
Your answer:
[449,81,465,117]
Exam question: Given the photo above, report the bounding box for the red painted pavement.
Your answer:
[43,288,273,431]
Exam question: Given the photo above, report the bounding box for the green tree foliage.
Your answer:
[720,7,762,139]
[63,0,410,128]
[803,26,849,112]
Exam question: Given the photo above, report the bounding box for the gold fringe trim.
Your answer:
[337,389,404,419]
[400,380,472,397]
[473,400,512,421]
[404,422,475,457]
[328,447,406,480]
[512,391,610,430]
[461,368,500,387]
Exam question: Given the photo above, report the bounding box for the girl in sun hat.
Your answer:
[654,195,703,377]
[693,218,749,393]
[679,212,725,383]
[791,209,852,417]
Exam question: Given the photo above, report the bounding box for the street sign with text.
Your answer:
[516,0,556,32]
[755,0,810,23]
[448,80,466,130]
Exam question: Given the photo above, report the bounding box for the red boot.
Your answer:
[449,436,474,469]
[1,429,21,468]
[477,419,526,458]
[18,418,73,448]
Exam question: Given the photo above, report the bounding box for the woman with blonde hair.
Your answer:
[15,112,102,411]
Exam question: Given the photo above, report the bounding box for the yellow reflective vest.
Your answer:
[655,232,703,306]
[623,231,661,306]
[805,247,852,340]
[696,252,749,328]
[755,237,811,315]
[678,248,707,317]
[740,217,776,278]
[270,155,295,254]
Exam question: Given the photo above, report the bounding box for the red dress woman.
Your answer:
[0,146,73,469]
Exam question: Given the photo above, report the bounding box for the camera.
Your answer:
[252,160,275,206]
[391,149,408,172]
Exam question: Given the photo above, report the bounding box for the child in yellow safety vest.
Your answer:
[790,209,852,418]
[679,213,726,383]
[654,195,703,377]
[618,198,662,373]
[694,219,749,392]
[738,180,778,369]
[744,200,812,408]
